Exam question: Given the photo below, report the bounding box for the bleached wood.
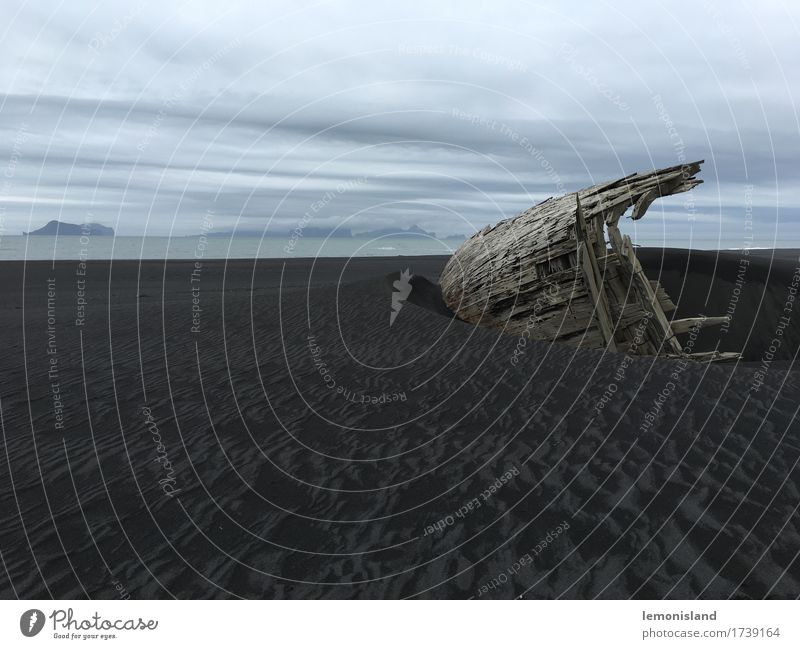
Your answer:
[670,316,730,334]
[440,161,739,361]
[575,195,617,351]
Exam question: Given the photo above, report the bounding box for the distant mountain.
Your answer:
[355,224,436,238]
[204,229,267,238]
[193,224,467,240]
[290,227,353,238]
[206,227,353,238]
[25,220,114,236]
[354,224,467,240]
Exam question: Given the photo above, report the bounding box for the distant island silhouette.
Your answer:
[24,220,114,236]
[206,224,465,240]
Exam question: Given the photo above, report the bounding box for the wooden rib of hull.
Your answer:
[439,161,739,361]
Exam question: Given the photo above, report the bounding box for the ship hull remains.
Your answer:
[439,161,738,361]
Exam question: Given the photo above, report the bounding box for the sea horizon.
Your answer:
[0,234,464,260]
[0,233,795,261]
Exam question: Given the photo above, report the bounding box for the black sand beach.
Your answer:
[0,249,798,599]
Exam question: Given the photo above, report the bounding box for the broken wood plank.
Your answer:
[670,316,730,335]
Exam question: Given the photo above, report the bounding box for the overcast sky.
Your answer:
[0,0,798,246]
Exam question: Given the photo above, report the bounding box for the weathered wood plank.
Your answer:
[670,316,730,334]
[575,195,617,351]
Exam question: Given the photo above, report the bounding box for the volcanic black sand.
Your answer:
[0,248,798,599]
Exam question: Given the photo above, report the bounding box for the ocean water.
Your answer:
[0,235,460,261]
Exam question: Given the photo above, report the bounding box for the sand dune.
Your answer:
[0,250,797,599]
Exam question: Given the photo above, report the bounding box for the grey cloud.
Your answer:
[0,0,797,246]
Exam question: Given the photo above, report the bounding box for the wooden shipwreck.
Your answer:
[439,161,738,361]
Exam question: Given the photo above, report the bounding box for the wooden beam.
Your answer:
[619,233,684,355]
[631,188,659,220]
[670,316,730,335]
[575,195,617,352]
[687,351,741,362]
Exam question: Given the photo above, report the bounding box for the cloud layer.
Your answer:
[1,0,798,247]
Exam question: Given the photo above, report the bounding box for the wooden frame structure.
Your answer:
[439,161,738,361]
